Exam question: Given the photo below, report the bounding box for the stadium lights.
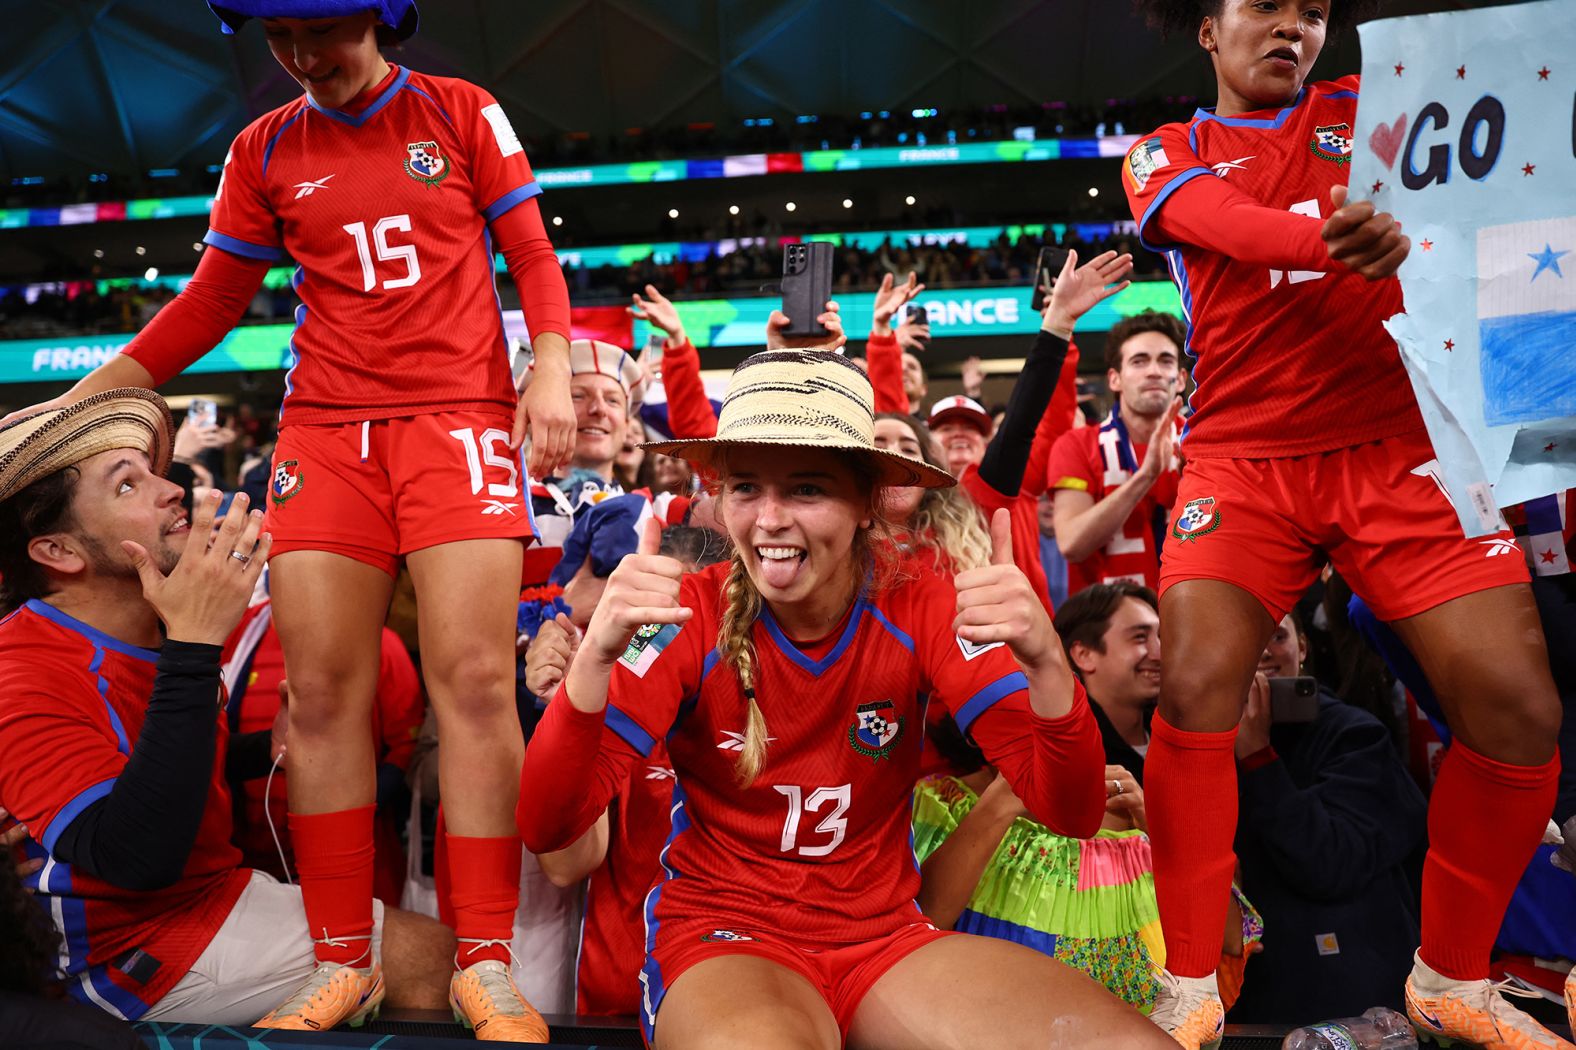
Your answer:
[785,201,797,212]
[192,243,202,251]
[668,208,679,219]
[729,205,740,215]
[552,216,563,226]
[135,246,146,255]
[841,198,853,208]
[1088,187,1099,197]
[93,249,104,258]
[144,267,159,281]
[904,195,916,206]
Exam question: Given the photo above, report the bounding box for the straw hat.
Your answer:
[0,389,174,505]
[642,350,954,489]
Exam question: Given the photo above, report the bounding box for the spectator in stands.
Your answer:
[1229,612,1426,1025]
[1054,583,1162,777]
[867,254,1131,616]
[0,391,453,1025]
[613,431,644,489]
[522,340,645,587]
[1047,311,1184,593]
[927,395,993,482]
[1038,491,1071,612]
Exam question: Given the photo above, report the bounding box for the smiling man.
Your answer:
[521,340,645,587]
[0,390,452,1027]
[1052,582,1162,775]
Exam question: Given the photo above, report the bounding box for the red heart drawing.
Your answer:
[1369,114,1407,170]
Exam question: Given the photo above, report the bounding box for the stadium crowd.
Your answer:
[1,2,1574,1050]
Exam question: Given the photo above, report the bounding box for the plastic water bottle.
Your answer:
[1282,1007,1417,1049]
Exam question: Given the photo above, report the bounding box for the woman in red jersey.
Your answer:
[1122,3,1566,1048]
[3,2,573,1039]
[518,312,1174,1050]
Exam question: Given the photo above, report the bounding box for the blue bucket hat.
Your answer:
[207,1,418,40]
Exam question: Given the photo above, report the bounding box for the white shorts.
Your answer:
[142,870,386,1025]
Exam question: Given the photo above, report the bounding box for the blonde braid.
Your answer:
[718,555,769,786]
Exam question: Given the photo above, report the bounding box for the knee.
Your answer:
[1159,661,1251,731]
[285,668,377,737]
[426,659,516,720]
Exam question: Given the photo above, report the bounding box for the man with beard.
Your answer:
[1048,312,1185,592]
[0,390,452,1025]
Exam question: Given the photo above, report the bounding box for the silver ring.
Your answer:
[230,551,251,564]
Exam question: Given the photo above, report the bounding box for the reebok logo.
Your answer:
[1210,156,1255,177]
[293,175,335,199]
[1480,538,1520,558]
[481,499,519,516]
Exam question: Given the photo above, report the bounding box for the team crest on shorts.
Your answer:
[848,700,905,760]
[271,459,304,504]
[1171,496,1221,542]
[1310,123,1353,165]
[404,141,449,185]
[700,929,756,943]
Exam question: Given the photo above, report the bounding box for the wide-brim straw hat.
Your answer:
[642,350,954,489]
[0,389,174,505]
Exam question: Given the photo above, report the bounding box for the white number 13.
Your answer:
[344,214,421,292]
[774,784,850,857]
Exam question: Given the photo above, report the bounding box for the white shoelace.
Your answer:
[1149,972,1220,1030]
[457,947,528,1018]
[1475,979,1564,1043]
[269,943,371,1017]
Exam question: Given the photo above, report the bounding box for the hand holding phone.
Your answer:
[1030,247,1071,313]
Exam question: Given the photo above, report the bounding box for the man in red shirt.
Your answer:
[0,391,452,1025]
[1047,311,1185,592]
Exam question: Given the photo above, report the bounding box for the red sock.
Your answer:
[289,806,376,966]
[1421,743,1558,981]
[1146,713,1240,978]
[446,835,521,967]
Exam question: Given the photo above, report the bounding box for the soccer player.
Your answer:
[1124,3,1566,1047]
[4,2,574,1037]
[516,316,1174,1049]
[1046,311,1185,591]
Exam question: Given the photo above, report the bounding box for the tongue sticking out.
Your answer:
[758,552,805,591]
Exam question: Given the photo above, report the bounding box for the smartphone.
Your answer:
[781,242,834,338]
[1031,246,1072,312]
[904,302,930,326]
[188,397,218,430]
[1268,675,1320,723]
[644,332,667,368]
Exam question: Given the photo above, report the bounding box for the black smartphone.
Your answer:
[1268,676,1319,723]
[781,242,834,338]
[1031,246,1072,312]
[904,302,929,326]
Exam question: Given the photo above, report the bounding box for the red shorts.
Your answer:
[266,411,538,576]
[1160,427,1528,622]
[639,917,950,1045]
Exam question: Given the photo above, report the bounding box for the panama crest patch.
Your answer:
[1310,123,1353,165]
[1171,496,1222,542]
[271,459,304,504]
[404,140,449,185]
[848,700,905,760]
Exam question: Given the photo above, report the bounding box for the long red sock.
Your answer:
[1421,743,1558,980]
[290,806,376,966]
[1146,713,1240,979]
[446,835,522,967]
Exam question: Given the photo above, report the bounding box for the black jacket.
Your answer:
[1229,693,1427,1024]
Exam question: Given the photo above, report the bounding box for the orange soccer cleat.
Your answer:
[450,959,550,1043]
[1149,969,1225,1050]
[1405,954,1574,1049]
[254,960,384,1031]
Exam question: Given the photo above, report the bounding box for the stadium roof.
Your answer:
[2,0,1512,185]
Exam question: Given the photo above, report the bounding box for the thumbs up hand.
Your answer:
[953,508,1064,677]
[581,514,692,668]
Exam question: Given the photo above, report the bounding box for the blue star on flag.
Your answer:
[1528,243,1569,282]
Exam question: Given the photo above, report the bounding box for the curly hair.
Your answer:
[1134,0,1384,37]
[1104,310,1188,372]
[0,843,62,994]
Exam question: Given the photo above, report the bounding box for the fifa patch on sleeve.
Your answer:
[956,636,1005,661]
[620,622,681,678]
[481,103,524,159]
[1124,136,1169,194]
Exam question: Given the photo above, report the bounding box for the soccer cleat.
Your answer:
[1149,969,1225,1050]
[254,961,384,1031]
[450,959,550,1043]
[1405,963,1574,1049]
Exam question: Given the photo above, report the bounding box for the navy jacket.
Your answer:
[1229,693,1427,1024]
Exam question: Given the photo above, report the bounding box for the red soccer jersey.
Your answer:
[1046,412,1181,590]
[572,563,1099,956]
[0,602,250,1020]
[1123,77,1424,458]
[576,740,674,1015]
[195,66,543,425]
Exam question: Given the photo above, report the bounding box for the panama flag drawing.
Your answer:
[1478,217,1576,427]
